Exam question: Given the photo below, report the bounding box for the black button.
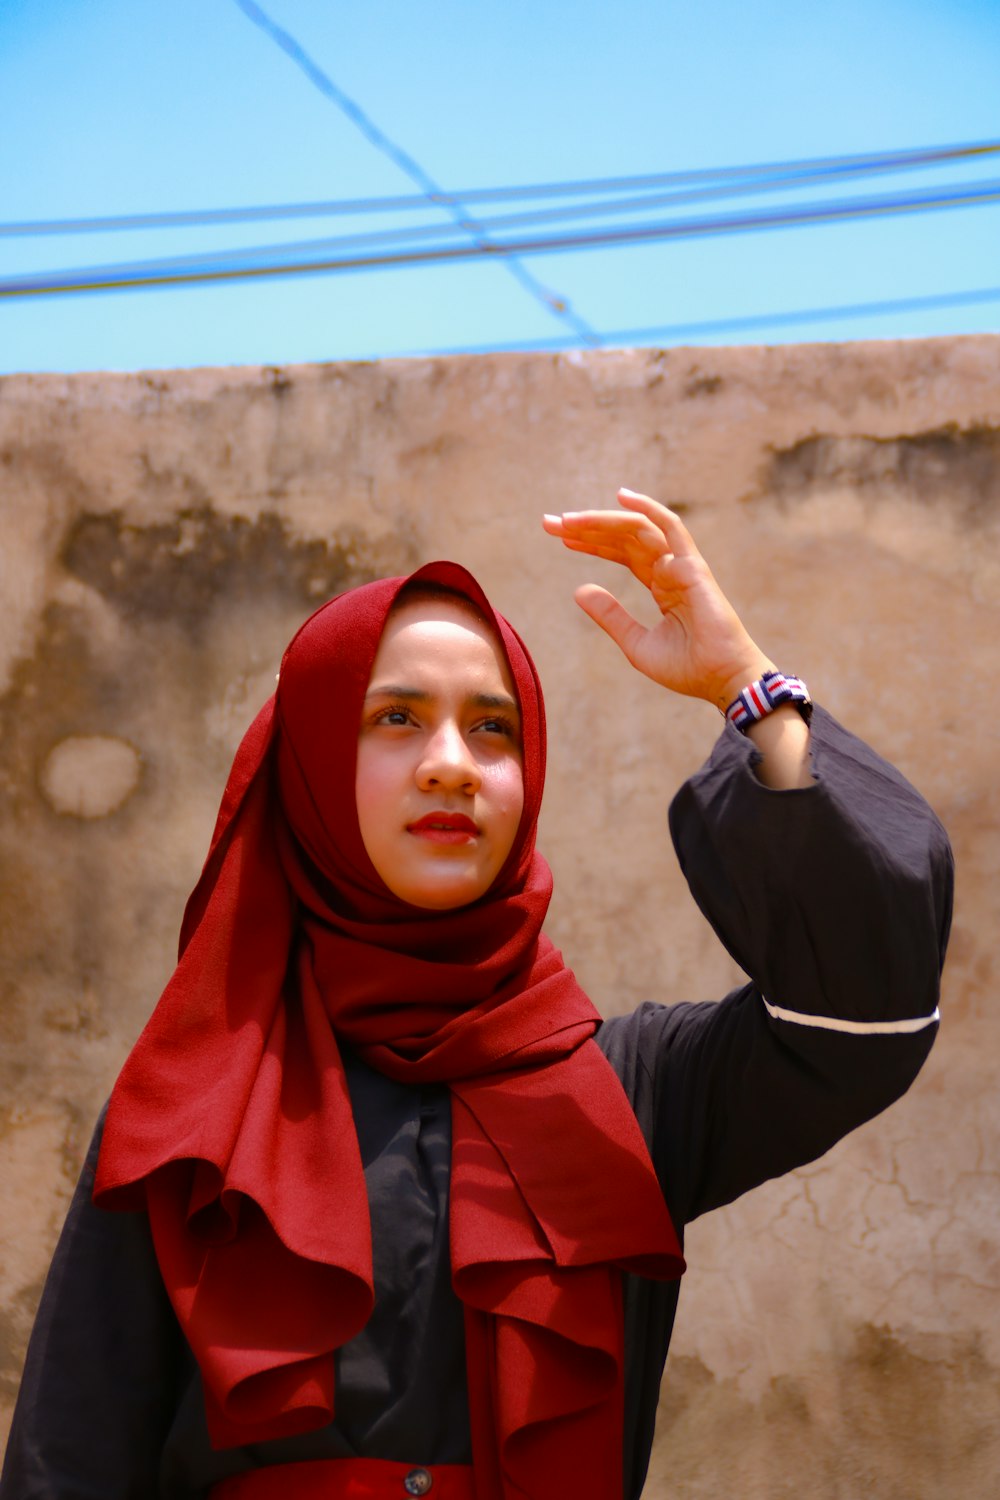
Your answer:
[404,1469,433,1496]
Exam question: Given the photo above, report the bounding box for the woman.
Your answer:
[1,492,952,1500]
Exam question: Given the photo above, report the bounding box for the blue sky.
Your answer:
[1,0,999,373]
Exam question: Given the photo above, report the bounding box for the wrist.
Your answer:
[712,654,776,713]
[723,667,813,734]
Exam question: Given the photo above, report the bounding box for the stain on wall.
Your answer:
[39,734,142,819]
[653,1325,999,1499]
[766,422,1000,519]
[1,341,998,1496]
[60,507,367,628]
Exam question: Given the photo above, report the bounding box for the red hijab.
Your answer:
[94,561,684,1500]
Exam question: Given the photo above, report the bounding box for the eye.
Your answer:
[476,715,519,740]
[371,703,415,728]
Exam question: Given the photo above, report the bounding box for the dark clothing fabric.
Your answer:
[1,709,953,1500]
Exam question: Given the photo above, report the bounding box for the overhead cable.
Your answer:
[4,176,1000,299]
[398,286,1000,357]
[231,0,600,344]
[26,162,994,280]
[4,138,998,238]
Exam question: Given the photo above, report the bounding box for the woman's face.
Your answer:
[356,596,525,910]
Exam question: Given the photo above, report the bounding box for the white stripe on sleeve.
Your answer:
[761,997,940,1036]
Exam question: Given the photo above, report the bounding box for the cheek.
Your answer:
[355,746,401,842]
[481,758,525,827]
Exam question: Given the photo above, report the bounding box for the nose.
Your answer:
[416,719,482,793]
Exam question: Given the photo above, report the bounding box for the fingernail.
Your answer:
[618,487,640,498]
[542,514,561,524]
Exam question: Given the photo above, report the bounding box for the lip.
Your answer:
[407,812,480,843]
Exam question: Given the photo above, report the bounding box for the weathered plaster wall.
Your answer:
[1,340,997,1496]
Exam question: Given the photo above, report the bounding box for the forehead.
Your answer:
[370,597,517,695]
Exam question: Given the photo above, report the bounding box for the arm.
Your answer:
[0,1113,184,1500]
[545,489,953,1220]
[666,704,950,1218]
[595,706,951,1224]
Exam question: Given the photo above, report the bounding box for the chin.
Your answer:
[408,888,482,912]
[403,873,490,911]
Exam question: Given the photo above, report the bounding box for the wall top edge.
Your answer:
[0,331,999,390]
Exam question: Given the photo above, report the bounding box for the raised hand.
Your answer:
[542,488,774,710]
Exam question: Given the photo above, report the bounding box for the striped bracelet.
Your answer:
[724,670,812,733]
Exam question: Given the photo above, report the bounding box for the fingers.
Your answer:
[616,489,698,558]
[544,510,668,561]
[544,510,662,542]
[559,537,636,564]
[543,509,664,588]
[573,584,647,668]
[543,489,698,561]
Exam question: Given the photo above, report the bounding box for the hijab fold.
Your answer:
[95,561,684,1499]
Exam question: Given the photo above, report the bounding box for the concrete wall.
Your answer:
[1,339,997,1496]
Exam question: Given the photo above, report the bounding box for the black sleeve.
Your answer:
[644,705,953,1223]
[0,1111,184,1500]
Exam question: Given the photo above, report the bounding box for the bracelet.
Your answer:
[724,670,812,733]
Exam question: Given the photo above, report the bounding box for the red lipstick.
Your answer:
[407,812,479,843]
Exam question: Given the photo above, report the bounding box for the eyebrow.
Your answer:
[364,685,520,717]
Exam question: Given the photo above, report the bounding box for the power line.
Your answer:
[4,138,998,238]
[28,162,994,280]
[4,176,999,299]
[231,0,601,345]
[394,286,1000,356]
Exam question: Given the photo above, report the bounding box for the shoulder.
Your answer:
[593,996,733,1108]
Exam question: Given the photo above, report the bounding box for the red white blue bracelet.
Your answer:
[724,670,812,733]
